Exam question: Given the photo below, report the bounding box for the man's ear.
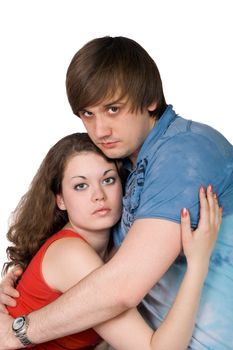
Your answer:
[147,101,157,112]
[56,194,66,210]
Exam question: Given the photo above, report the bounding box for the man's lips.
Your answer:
[99,141,119,149]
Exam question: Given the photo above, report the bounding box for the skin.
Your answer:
[0,97,222,348]
[40,153,218,350]
[55,152,122,259]
[78,97,157,164]
[74,97,182,307]
[44,152,122,294]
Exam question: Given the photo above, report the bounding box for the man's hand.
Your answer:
[0,312,23,349]
[0,267,22,313]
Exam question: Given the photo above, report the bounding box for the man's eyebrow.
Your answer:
[79,98,126,112]
[78,108,91,112]
[104,98,126,108]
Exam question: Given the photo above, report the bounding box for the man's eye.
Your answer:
[108,106,119,114]
[75,183,88,190]
[80,111,93,118]
[103,177,116,185]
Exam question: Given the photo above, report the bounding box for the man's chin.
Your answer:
[101,147,129,159]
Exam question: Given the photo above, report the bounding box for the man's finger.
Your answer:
[0,284,20,299]
[0,293,17,307]
[0,304,9,314]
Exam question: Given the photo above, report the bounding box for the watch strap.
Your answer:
[12,315,33,346]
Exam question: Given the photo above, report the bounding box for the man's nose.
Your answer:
[95,116,112,139]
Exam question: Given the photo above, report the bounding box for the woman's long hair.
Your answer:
[3,133,123,274]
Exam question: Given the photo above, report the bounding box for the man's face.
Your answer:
[78,96,156,165]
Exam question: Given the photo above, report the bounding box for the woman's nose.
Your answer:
[91,187,105,202]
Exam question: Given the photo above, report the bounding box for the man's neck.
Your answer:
[129,117,157,167]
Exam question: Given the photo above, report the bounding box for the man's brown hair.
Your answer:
[66,36,167,118]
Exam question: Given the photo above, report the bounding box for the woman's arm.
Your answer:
[45,186,220,350]
[0,186,221,349]
[93,186,221,350]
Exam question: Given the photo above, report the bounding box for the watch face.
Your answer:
[13,317,25,331]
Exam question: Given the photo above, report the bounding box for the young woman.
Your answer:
[2,132,221,349]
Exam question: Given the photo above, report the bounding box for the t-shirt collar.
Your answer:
[122,105,176,171]
[137,104,176,163]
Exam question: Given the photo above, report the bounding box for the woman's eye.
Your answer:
[75,183,88,190]
[103,177,115,185]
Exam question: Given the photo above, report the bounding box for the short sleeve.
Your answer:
[135,132,226,227]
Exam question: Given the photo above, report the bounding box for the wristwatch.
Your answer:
[12,315,33,346]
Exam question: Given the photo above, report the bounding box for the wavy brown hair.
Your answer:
[3,133,125,275]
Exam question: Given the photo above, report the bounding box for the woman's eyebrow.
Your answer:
[103,169,115,176]
[70,169,115,180]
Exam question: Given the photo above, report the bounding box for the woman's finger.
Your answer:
[180,207,193,256]
[197,186,209,233]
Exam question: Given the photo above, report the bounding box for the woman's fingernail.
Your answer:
[200,185,205,193]
[182,208,188,218]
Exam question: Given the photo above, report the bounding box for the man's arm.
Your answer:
[2,219,181,348]
[0,267,21,313]
[1,185,221,349]
[30,219,181,344]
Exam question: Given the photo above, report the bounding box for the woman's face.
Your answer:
[56,151,122,236]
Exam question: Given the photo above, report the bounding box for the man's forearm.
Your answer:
[3,219,181,348]
[27,219,180,344]
[27,263,127,344]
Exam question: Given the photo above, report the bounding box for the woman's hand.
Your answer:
[0,266,22,313]
[181,185,222,272]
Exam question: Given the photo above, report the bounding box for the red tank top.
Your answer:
[7,229,102,349]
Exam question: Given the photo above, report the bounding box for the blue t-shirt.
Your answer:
[114,105,233,349]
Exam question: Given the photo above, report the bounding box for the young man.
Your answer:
[1,36,233,349]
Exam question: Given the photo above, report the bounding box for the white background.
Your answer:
[0,0,233,270]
